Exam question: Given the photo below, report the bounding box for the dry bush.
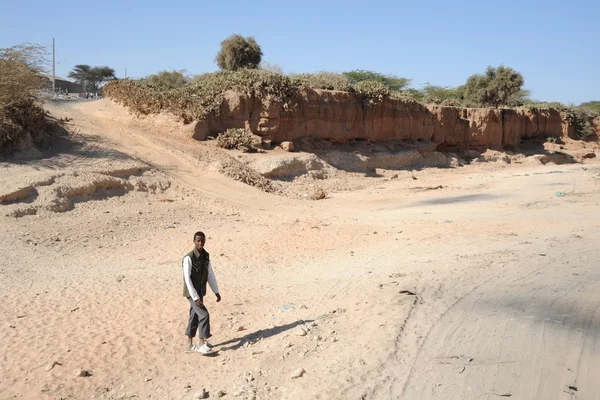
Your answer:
[0,43,47,107]
[218,160,274,192]
[217,128,254,150]
[0,43,50,153]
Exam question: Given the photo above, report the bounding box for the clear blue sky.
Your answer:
[1,0,598,104]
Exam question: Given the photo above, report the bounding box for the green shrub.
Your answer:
[463,65,526,107]
[580,101,600,114]
[343,70,410,91]
[147,70,188,90]
[563,108,597,139]
[290,72,352,91]
[105,69,300,123]
[353,80,390,103]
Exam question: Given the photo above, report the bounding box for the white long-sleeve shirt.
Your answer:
[182,256,219,301]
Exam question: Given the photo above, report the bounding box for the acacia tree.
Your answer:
[215,34,262,71]
[68,65,116,92]
[342,70,411,92]
[463,65,528,107]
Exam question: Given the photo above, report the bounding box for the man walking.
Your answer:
[183,231,221,354]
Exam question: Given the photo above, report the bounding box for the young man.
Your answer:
[182,231,221,354]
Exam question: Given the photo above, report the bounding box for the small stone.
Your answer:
[290,368,306,379]
[293,328,307,337]
[280,141,294,152]
[285,342,293,348]
[73,368,90,377]
[583,152,596,159]
[215,390,226,398]
[194,388,207,399]
[184,384,192,389]
[145,377,152,382]
[237,326,246,332]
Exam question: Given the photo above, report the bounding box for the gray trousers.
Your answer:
[185,297,211,339]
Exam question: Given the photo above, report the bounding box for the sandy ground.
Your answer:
[1,99,600,400]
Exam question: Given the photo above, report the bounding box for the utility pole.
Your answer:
[125,68,127,79]
[52,38,56,92]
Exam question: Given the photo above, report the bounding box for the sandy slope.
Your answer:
[1,99,600,400]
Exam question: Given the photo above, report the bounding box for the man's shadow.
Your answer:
[212,319,314,353]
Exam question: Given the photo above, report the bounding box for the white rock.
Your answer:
[73,368,90,377]
[293,328,307,337]
[280,141,294,152]
[290,368,306,379]
[194,388,207,399]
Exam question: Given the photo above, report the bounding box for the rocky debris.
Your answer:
[463,150,482,159]
[73,368,91,377]
[583,152,596,159]
[290,368,306,379]
[293,327,307,337]
[309,187,327,200]
[539,152,573,165]
[280,141,294,152]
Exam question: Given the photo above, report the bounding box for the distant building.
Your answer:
[42,75,84,94]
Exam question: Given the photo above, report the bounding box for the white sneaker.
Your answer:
[197,343,212,354]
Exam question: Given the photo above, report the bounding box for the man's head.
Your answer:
[193,231,206,251]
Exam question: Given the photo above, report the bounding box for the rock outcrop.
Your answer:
[193,89,593,150]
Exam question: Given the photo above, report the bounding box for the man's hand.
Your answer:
[195,298,204,308]
[215,293,222,303]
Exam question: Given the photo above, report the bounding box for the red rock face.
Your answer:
[195,89,595,149]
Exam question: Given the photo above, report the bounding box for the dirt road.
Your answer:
[1,100,599,399]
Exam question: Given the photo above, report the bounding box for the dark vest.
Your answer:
[182,249,210,298]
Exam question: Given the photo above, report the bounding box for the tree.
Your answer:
[422,85,464,101]
[342,70,410,92]
[147,69,188,90]
[463,65,526,107]
[68,65,116,92]
[215,34,262,71]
